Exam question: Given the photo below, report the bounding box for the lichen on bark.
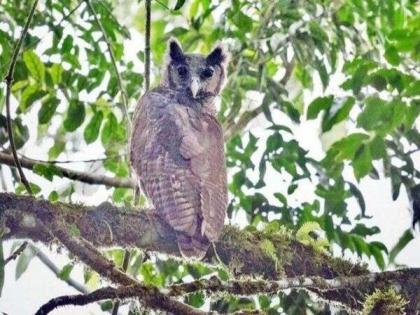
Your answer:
[362,288,408,315]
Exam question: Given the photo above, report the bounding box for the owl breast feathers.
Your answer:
[130,39,229,259]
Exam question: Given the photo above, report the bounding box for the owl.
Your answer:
[130,39,229,259]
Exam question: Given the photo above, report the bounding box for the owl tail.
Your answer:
[176,232,210,259]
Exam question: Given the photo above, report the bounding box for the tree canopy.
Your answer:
[0,0,419,314]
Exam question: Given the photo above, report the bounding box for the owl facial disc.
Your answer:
[162,38,229,102]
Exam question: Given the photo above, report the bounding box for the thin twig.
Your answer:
[4,0,39,195]
[0,151,136,188]
[30,244,89,294]
[34,269,420,315]
[144,0,151,91]
[17,153,123,165]
[4,241,28,265]
[85,0,130,129]
[44,220,206,315]
[57,0,85,25]
[35,286,121,315]
[154,0,171,11]
[168,270,420,296]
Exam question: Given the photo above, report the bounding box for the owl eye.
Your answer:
[201,68,214,79]
[177,65,188,76]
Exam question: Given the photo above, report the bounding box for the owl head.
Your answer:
[161,38,229,100]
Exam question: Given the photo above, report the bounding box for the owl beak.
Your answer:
[190,78,200,98]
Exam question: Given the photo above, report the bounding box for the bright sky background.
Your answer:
[1,2,419,314]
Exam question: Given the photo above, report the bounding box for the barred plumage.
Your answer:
[130,39,229,258]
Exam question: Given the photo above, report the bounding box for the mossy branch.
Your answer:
[1,193,419,313]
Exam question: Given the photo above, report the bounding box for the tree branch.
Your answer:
[3,241,27,265]
[0,151,135,188]
[35,269,420,315]
[3,0,39,195]
[2,192,419,313]
[16,196,205,315]
[34,286,128,315]
[144,0,151,91]
[29,244,89,294]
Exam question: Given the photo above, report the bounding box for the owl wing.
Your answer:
[175,107,228,242]
[130,90,227,257]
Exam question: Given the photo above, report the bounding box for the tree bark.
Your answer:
[1,192,419,313]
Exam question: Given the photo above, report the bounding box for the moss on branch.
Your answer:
[1,192,419,313]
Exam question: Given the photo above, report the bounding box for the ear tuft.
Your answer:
[168,38,185,63]
[206,44,229,66]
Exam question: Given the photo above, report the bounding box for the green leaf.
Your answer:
[100,113,125,146]
[100,301,113,311]
[15,183,41,195]
[11,80,28,92]
[357,97,385,131]
[58,264,73,281]
[185,292,205,308]
[353,144,372,180]
[307,96,334,119]
[48,141,65,160]
[15,247,36,280]
[287,183,298,195]
[49,64,63,85]
[38,95,60,124]
[329,133,369,161]
[352,235,370,257]
[174,0,186,10]
[101,114,116,145]
[232,11,254,33]
[404,80,420,97]
[389,229,414,264]
[64,100,86,132]
[342,61,373,95]
[84,111,103,144]
[20,84,47,112]
[48,191,59,202]
[370,244,386,270]
[61,35,73,54]
[350,224,380,237]
[357,97,405,135]
[22,50,45,82]
[322,97,355,132]
[390,166,402,200]
[369,136,386,160]
[274,192,287,207]
[347,182,366,217]
[33,164,62,181]
[385,45,401,66]
[11,117,29,149]
[104,159,130,177]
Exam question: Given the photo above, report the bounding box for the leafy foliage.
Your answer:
[0,0,419,314]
